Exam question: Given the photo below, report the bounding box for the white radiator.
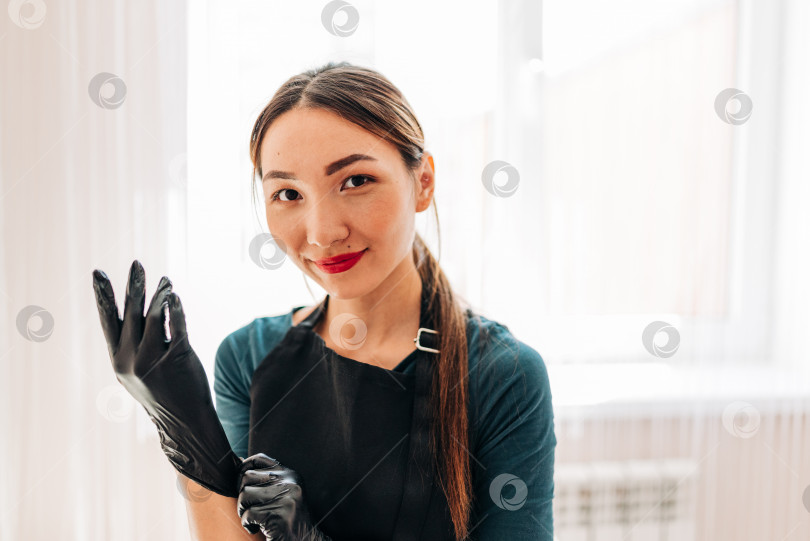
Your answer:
[552,459,698,541]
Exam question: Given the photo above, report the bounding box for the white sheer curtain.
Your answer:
[0,1,191,540]
[3,0,810,540]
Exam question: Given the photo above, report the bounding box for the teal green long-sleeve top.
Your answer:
[213,304,557,540]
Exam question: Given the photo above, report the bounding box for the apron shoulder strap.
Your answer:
[392,280,443,540]
[296,296,328,330]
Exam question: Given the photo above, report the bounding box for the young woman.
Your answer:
[93,61,556,541]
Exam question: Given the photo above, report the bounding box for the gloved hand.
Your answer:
[92,259,242,498]
[238,453,332,541]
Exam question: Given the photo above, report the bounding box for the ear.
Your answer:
[415,152,436,213]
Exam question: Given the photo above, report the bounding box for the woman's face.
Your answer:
[259,107,434,299]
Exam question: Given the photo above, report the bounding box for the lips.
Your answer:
[314,249,367,266]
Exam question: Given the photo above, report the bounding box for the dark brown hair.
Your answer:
[248,61,474,540]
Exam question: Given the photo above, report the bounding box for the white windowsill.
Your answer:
[548,362,810,420]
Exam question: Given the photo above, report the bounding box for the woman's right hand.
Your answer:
[237,454,332,541]
[92,259,242,498]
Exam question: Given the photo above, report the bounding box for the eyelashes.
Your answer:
[269,174,376,203]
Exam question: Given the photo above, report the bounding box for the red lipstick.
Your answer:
[313,249,367,274]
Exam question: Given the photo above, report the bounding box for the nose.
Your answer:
[304,199,349,249]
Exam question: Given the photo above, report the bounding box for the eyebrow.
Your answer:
[262,153,378,183]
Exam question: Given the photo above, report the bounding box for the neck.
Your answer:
[322,253,423,351]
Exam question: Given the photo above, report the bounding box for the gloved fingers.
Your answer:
[240,453,282,476]
[92,269,122,356]
[239,506,279,538]
[142,276,173,346]
[239,496,288,536]
[239,466,286,494]
[165,291,189,343]
[121,260,146,350]
[239,453,283,488]
[237,483,290,517]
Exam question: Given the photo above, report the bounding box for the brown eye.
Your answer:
[272,188,300,202]
[342,175,375,190]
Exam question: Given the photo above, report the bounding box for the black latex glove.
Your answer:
[238,453,332,541]
[92,259,242,498]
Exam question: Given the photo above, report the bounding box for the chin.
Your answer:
[318,273,381,302]
[320,282,362,300]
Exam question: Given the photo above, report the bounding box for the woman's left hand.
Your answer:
[237,453,332,541]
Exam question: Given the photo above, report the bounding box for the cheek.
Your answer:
[360,193,406,237]
[264,212,294,257]
[358,192,415,261]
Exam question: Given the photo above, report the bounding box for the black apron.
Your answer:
[248,282,457,541]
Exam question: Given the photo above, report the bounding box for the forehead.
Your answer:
[259,107,398,172]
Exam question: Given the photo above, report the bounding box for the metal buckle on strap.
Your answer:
[413,327,440,354]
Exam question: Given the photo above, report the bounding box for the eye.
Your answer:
[341,174,375,190]
[271,188,300,203]
[269,175,375,203]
